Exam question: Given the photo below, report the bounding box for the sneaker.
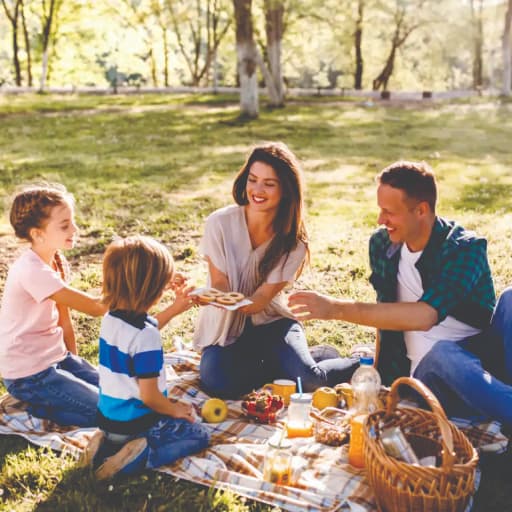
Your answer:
[79,430,105,468]
[95,437,148,480]
[309,344,342,362]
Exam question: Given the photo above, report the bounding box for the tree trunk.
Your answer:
[471,0,484,90]
[354,0,364,90]
[372,3,422,92]
[20,0,32,86]
[39,0,59,92]
[2,0,22,86]
[40,50,49,91]
[163,27,170,87]
[149,47,158,87]
[233,0,259,118]
[11,16,22,86]
[264,0,285,107]
[503,0,512,95]
[373,44,397,91]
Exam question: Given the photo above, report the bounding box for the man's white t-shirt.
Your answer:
[396,243,480,374]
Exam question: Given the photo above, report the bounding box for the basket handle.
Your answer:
[386,377,456,470]
[310,407,347,426]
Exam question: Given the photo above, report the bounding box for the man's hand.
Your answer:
[288,290,340,320]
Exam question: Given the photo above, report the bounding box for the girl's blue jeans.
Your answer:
[414,287,512,427]
[199,318,359,398]
[3,352,99,427]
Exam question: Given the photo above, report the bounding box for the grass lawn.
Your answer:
[0,93,511,511]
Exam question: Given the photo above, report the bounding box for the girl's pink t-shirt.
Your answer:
[0,249,67,379]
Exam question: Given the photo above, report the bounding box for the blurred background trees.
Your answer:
[1,0,511,110]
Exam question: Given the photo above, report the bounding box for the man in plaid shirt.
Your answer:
[289,161,512,427]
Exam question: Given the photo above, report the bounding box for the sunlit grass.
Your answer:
[0,93,512,511]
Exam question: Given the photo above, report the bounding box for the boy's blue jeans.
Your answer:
[3,352,99,427]
[199,318,359,399]
[414,287,512,427]
[100,417,210,472]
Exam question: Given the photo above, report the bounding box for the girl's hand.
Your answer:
[168,400,198,423]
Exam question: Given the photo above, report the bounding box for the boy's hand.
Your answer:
[168,400,198,423]
[172,283,196,315]
[169,272,188,290]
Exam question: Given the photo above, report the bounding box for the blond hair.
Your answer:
[9,183,75,241]
[102,236,174,314]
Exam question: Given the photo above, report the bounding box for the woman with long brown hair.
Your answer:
[193,142,358,398]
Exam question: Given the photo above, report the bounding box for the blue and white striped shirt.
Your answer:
[97,310,166,434]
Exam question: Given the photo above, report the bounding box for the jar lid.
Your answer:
[268,433,292,449]
[290,392,312,403]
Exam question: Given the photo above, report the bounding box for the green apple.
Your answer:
[201,398,228,423]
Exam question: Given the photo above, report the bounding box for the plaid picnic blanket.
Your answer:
[0,350,508,512]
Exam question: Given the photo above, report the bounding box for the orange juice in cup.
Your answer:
[286,392,313,438]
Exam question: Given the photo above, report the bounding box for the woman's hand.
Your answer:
[238,281,288,315]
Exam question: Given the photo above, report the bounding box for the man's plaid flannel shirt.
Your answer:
[368,216,496,386]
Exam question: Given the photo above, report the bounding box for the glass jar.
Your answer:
[286,392,313,437]
[262,434,293,486]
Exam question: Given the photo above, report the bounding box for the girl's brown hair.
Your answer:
[10,184,74,280]
[102,236,174,314]
[232,142,309,282]
[10,183,75,242]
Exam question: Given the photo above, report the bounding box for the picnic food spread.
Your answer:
[241,389,284,423]
[196,288,246,306]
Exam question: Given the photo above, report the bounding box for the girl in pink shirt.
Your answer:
[0,184,106,427]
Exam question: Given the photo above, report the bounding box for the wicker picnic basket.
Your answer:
[362,377,479,512]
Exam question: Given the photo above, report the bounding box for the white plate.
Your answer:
[190,287,253,311]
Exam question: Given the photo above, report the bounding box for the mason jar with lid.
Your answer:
[262,433,293,486]
[286,392,313,437]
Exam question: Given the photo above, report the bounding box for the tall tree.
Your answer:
[167,0,231,87]
[39,0,63,91]
[503,0,512,95]
[262,0,285,106]
[372,0,428,91]
[354,0,364,89]
[20,0,32,86]
[470,0,484,90]
[1,0,23,86]
[233,0,259,117]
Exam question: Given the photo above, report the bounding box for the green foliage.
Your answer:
[0,0,509,91]
[0,94,512,510]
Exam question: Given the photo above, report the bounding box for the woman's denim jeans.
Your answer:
[3,352,99,427]
[414,287,512,427]
[199,318,359,399]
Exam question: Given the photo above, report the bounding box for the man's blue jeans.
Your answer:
[414,287,512,427]
[199,318,359,399]
[3,352,99,427]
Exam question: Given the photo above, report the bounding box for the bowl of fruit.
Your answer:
[241,389,284,423]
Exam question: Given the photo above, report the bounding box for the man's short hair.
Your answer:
[377,161,437,212]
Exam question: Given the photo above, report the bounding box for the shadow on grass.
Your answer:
[473,446,512,512]
[453,183,512,213]
[0,434,32,461]
[33,466,274,512]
